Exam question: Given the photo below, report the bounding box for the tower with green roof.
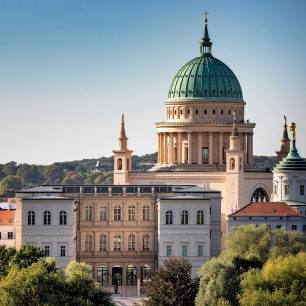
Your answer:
[273,122,306,218]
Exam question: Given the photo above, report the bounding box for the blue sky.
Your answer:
[0,0,305,164]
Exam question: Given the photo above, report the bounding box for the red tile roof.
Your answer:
[229,202,302,217]
[0,210,15,225]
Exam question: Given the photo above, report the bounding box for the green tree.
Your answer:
[0,246,16,277]
[0,259,115,306]
[16,164,43,187]
[10,244,45,269]
[196,226,306,306]
[0,175,23,195]
[2,162,18,176]
[225,224,272,263]
[0,258,63,306]
[64,261,115,306]
[239,253,306,306]
[143,257,198,306]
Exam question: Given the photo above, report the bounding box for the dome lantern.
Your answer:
[200,10,212,55]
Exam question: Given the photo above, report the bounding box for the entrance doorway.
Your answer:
[112,266,122,286]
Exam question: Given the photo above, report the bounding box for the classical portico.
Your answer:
[157,128,254,166]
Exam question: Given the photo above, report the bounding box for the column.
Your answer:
[249,133,253,165]
[247,133,253,165]
[243,133,247,164]
[169,133,173,164]
[177,133,182,164]
[157,133,161,164]
[188,132,192,164]
[198,132,202,164]
[209,132,213,164]
[164,133,168,164]
[159,133,163,164]
[219,133,224,164]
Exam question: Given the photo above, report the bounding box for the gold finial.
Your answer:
[204,10,208,25]
[289,122,296,141]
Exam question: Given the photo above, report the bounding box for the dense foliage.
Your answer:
[0,154,276,196]
[0,245,114,306]
[195,225,306,306]
[143,257,198,306]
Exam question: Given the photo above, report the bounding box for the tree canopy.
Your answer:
[196,225,306,306]
[0,246,115,306]
[143,257,198,306]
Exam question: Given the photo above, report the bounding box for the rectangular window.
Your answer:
[284,185,290,195]
[300,185,304,195]
[197,245,203,257]
[212,110,216,114]
[202,147,209,163]
[8,232,13,239]
[221,110,224,114]
[292,225,297,231]
[182,245,187,257]
[204,109,207,115]
[8,218,13,223]
[60,245,66,257]
[166,245,172,257]
[44,245,50,257]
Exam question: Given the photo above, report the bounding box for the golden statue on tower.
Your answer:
[289,122,296,141]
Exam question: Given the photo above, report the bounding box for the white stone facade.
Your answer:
[157,189,221,278]
[15,195,74,270]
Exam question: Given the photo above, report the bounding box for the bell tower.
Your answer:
[225,112,245,215]
[113,114,132,185]
[276,115,291,162]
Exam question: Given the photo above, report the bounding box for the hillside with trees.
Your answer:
[0,153,276,197]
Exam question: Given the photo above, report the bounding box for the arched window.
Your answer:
[85,234,93,251]
[197,210,204,225]
[28,211,35,225]
[59,210,67,225]
[143,234,149,251]
[143,205,150,221]
[230,158,235,170]
[117,158,122,170]
[251,188,269,202]
[114,234,121,251]
[127,158,130,170]
[114,206,121,221]
[100,205,107,221]
[128,205,136,221]
[128,234,136,251]
[181,210,188,225]
[141,265,151,284]
[99,234,107,251]
[126,265,137,285]
[97,265,108,285]
[166,210,173,225]
[43,211,51,225]
[85,205,93,221]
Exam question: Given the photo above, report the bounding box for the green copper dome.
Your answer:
[168,13,243,101]
[274,140,306,171]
